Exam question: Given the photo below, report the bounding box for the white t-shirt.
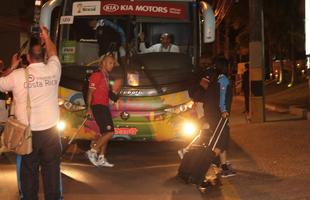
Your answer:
[139,43,180,53]
[0,56,61,131]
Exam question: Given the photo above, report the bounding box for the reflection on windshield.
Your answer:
[63,17,192,66]
[138,32,180,53]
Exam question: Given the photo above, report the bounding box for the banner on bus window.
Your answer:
[100,1,186,19]
[73,1,101,16]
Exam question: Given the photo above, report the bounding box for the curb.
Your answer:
[265,103,289,113]
[265,104,309,119]
[234,96,309,120]
[289,105,309,120]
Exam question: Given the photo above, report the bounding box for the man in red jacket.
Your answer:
[85,54,122,167]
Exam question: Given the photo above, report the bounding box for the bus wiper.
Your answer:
[140,65,163,95]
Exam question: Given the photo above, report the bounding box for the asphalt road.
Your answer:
[0,99,310,200]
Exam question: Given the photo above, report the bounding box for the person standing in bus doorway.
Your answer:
[138,32,180,53]
[85,54,122,167]
[0,26,63,200]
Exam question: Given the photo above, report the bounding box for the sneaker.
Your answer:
[210,164,221,175]
[86,150,98,166]
[178,148,187,159]
[199,179,213,189]
[225,161,233,170]
[221,169,236,178]
[97,156,114,167]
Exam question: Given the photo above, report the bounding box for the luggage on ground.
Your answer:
[178,117,228,186]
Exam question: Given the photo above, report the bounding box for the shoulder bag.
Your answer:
[1,68,32,155]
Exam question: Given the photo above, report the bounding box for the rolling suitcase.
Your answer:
[178,117,228,186]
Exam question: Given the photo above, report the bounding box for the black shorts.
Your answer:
[205,115,230,152]
[91,104,114,134]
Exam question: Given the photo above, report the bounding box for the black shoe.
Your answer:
[199,180,213,189]
[221,169,236,178]
[221,163,236,178]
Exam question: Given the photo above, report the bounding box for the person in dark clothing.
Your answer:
[242,63,250,114]
[178,56,214,158]
[178,56,236,180]
[203,56,236,178]
[187,56,213,107]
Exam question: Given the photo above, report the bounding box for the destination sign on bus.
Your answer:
[72,1,186,19]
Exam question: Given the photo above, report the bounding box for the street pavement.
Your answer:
[0,98,310,200]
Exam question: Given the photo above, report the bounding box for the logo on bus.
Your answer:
[102,4,119,12]
[115,128,138,135]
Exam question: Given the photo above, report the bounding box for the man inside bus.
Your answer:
[138,32,180,53]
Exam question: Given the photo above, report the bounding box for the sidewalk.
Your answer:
[227,120,310,200]
[265,82,310,119]
[224,98,310,200]
[233,92,310,121]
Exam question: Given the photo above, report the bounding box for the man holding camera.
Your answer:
[0,26,62,200]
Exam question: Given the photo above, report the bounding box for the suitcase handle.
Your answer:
[212,118,228,151]
[208,118,222,146]
[207,117,228,151]
[67,116,89,145]
[62,116,89,156]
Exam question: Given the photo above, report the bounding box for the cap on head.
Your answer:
[214,56,228,74]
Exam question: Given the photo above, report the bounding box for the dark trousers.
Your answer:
[205,114,230,152]
[244,90,249,112]
[16,126,62,200]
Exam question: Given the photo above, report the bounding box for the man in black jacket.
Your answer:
[203,56,236,178]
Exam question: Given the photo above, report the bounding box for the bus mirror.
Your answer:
[200,1,215,43]
[40,0,62,31]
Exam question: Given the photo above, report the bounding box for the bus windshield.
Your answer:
[59,1,194,68]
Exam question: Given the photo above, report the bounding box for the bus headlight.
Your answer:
[57,121,66,131]
[182,121,197,137]
[58,98,65,106]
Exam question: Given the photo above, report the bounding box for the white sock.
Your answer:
[90,148,97,153]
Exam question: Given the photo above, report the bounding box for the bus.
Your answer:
[40,0,215,141]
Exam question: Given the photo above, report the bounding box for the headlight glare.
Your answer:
[182,121,197,137]
[57,121,66,131]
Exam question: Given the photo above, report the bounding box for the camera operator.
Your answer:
[0,26,62,200]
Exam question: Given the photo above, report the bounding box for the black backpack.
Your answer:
[188,84,205,103]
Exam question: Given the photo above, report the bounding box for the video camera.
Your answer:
[17,27,42,67]
[16,40,29,67]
